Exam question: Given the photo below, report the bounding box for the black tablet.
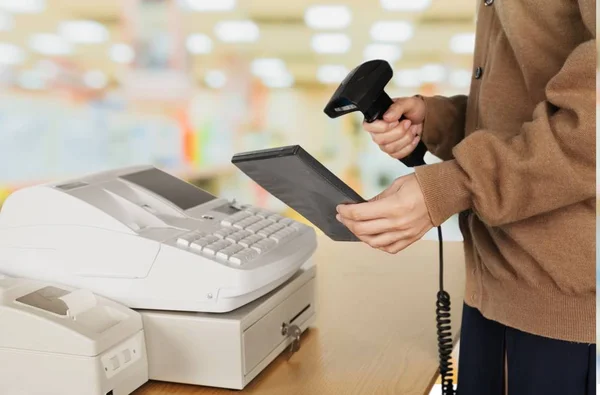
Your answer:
[231,145,366,242]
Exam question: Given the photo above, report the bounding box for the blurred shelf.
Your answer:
[175,164,236,181]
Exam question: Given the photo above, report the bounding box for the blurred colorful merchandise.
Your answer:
[0,93,184,186]
[0,187,13,208]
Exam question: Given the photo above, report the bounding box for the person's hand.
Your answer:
[363,96,426,160]
[335,174,433,254]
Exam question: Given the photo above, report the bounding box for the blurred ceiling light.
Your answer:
[29,34,72,56]
[0,11,14,31]
[305,5,352,30]
[83,70,108,89]
[393,69,421,87]
[185,0,235,12]
[363,43,402,63]
[311,33,351,54]
[205,70,227,88]
[317,65,348,84]
[214,20,259,43]
[370,21,413,43]
[186,34,212,54]
[251,58,287,77]
[0,42,24,65]
[109,43,135,64]
[59,20,109,44]
[380,0,431,12]
[450,32,476,54]
[0,0,45,13]
[420,63,447,83]
[449,69,472,88]
[18,70,45,90]
[262,71,294,88]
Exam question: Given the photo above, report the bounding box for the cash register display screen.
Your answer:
[121,169,216,210]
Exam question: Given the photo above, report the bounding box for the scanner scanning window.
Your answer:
[121,168,216,210]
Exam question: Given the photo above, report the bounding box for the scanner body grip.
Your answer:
[365,92,427,168]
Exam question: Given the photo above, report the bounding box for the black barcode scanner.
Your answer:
[324,59,456,395]
[324,59,427,168]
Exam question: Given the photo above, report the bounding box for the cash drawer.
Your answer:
[242,279,315,375]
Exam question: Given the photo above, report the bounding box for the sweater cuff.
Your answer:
[414,160,472,226]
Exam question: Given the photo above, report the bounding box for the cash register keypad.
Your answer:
[174,207,308,266]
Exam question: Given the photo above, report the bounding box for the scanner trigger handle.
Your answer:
[367,92,427,168]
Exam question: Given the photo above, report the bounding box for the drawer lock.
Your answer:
[281,322,302,358]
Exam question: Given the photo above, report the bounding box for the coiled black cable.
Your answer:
[435,225,455,395]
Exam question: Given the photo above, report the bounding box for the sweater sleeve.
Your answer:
[420,95,468,161]
[414,9,595,227]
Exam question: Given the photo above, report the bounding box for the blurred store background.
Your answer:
[3,0,599,391]
[0,0,475,242]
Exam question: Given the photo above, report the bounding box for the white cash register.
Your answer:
[0,274,148,395]
[0,166,318,390]
[0,165,317,313]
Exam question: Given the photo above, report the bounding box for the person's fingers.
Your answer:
[381,131,415,154]
[389,135,422,160]
[336,196,397,221]
[363,120,396,134]
[336,215,399,236]
[383,97,425,123]
[382,98,412,123]
[407,124,421,138]
[379,238,412,254]
[361,231,409,249]
[378,226,429,254]
[370,122,410,146]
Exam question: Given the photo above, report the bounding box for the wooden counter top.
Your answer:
[135,236,465,395]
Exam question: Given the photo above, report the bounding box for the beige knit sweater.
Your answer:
[414,0,596,343]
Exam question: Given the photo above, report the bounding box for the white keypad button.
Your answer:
[250,239,276,253]
[279,218,295,226]
[255,210,272,219]
[267,214,284,223]
[243,207,260,215]
[246,219,274,234]
[233,216,261,230]
[176,237,192,247]
[203,240,232,256]
[269,228,296,243]
[216,245,244,260]
[229,248,259,265]
[176,231,202,247]
[226,230,252,243]
[190,235,219,252]
[290,223,306,232]
[213,227,237,239]
[221,211,251,227]
[257,223,286,238]
[239,234,264,248]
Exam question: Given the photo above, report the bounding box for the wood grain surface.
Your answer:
[135,236,466,395]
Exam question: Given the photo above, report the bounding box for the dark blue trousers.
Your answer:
[457,303,596,395]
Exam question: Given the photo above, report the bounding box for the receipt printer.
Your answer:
[0,274,149,395]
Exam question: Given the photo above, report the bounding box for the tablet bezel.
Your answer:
[232,145,366,204]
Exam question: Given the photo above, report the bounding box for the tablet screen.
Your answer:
[232,145,365,242]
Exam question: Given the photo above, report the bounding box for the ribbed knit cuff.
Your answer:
[414,160,471,226]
